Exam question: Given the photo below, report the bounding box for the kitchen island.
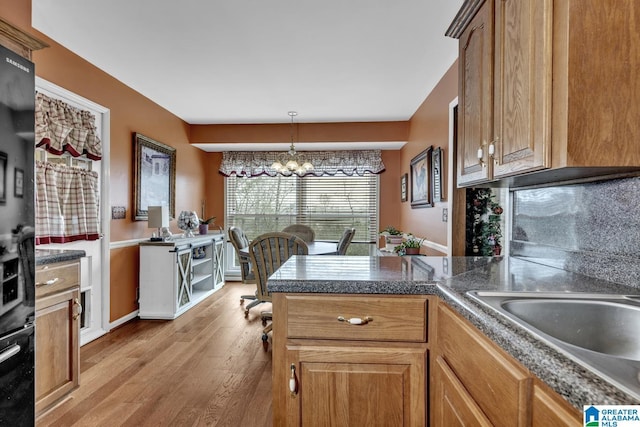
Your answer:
[269,255,640,425]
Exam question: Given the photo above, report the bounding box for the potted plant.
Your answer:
[379,225,403,251]
[394,234,424,256]
[198,216,216,235]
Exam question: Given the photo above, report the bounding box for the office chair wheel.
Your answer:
[261,317,268,326]
[244,309,249,318]
[262,333,269,351]
[240,298,245,305]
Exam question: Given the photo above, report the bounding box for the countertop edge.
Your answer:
[35,249,86,265]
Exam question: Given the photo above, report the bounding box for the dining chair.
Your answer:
[228,226,260,317]
[336,227,356,255]
[248,232,308,350]
[282,224,315,243]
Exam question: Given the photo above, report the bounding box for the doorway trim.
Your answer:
[35,77,111,344]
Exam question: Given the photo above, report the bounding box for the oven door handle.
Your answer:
[0,344,20,364]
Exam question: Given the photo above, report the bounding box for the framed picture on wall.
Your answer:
[0,151,6,204]
[400,173,408,202]
[410,146,433,208]
[432,147,443,202]
[14,168,23,198]
[133,133,176,221]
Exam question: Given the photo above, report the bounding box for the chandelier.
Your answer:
[271,111,314,176]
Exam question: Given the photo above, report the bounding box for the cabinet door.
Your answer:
[432,357,492,427]
[285,344,427,427]
[175,249,192,310]
[492,0,552,178]
[532,383,581,427]
[457,0,493,186]
[35,287,80,415]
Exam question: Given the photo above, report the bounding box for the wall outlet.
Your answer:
[442,208,448,223]
[112,206,126,219]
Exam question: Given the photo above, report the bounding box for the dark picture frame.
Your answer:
[14,167,23,198]
[0,152,6,204]
[133,133,176,221]
[400,173,408,202]
[432,147,443,202]
[410,146,433,208]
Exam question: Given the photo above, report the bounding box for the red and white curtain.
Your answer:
[35,161,100,244]
[35,92,103,160]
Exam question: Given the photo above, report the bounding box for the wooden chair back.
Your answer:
[248,232,308,301]
[336,227,356,255]
[281,224,315,243]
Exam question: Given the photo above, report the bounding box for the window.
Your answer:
[225,173,379,251]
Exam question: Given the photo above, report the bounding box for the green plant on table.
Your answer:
[379,225,402,236]
[199,216,216,225]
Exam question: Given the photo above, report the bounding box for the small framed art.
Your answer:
[14,168,23,198]
[401,173,408,202]
[410,147,433,208]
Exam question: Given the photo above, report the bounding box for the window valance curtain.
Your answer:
[219,150,385,177]
[35,161,100,244]
[35,92,103,160]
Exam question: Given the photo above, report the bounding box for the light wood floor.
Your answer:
[37,283,274,427]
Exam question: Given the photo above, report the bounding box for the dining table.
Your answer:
[238,240,338,257]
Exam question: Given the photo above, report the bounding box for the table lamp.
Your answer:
[148,205,169,241]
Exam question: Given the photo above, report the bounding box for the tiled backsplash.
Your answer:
[511,176,640,289]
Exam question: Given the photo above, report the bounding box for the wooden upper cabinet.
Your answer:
[492,0,552,179]
[457,0,493,186]
[449,0,640,187]
[0,17,48,60]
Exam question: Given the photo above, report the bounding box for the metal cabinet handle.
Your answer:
[337,316,373,325]
[489,137,499,164]
[477,146,486,168]
[36,277,59,286]
[0,344,20,364]
[73,298,83,320]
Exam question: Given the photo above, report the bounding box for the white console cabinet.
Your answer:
[138,233,224,319]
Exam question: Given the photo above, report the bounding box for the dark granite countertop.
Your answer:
[268,255,640,409]
[35,249,86,265]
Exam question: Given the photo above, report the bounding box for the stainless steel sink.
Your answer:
[467,291,640,399]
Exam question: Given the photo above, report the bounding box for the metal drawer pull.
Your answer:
[36,277,59,286]
[337,316,373,325]
[289,364,298,397]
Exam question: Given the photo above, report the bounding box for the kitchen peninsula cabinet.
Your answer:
[448,0,640,187]
[273,293,433,426]
[138,234,224,319]
[35,258,81,416]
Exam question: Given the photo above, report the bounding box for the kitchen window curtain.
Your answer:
[35,92,103,160]
[219,150,385,177]
[35,161,100,244]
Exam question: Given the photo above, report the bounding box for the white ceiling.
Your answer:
[31,0,463,126]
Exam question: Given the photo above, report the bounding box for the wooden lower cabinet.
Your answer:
[273,293,431,426]
[35,260,81,417]
[433,302,581,427]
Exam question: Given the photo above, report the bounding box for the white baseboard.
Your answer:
[109,310,139,329]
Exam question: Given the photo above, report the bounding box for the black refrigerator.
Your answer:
[0,44,36,425]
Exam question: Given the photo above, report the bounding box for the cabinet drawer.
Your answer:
[36,261,80,298]
[438,303,530,427]
[285,294,428,342]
